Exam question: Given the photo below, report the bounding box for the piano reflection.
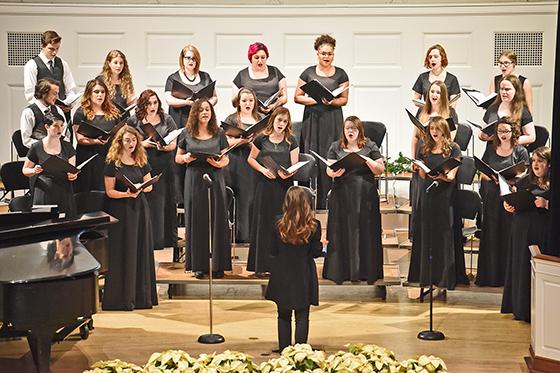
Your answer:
[0,209,115,373]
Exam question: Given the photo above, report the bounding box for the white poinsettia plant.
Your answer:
[345,344,402,373]
[324,350,370,372]
[279,343,327,372]
[143,349,198,372]
[399,355,448,373]
[83,358,143,373]
[202,349,260,372]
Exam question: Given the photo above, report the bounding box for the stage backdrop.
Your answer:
[0,2,556,167]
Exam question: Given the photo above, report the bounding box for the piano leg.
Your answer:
[27,326,57,373]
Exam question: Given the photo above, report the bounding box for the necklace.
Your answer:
[185,73,196,82]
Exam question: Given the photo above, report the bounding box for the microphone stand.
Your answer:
[198,173,225,344]
[418,179,445,341]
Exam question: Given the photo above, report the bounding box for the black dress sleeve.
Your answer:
[299,66,313,82]
[327,141,339,160]
[61,140,76,159]
[269,220,280,257]
[412,73,424,95]
[309,220,323,258]
[232,69,244,88]
[72,108,86,125]
[367,140,383,161]
[253,135,264,151]
[104,162,116,177]
[272,65,286,81]
[336,67,349,84]
[514,145,530,165]
[447,73,461,96]
[521,107,533,127]
[218,130,229,151]
[26,143,39,164]
[141,163,152,176]
[164,72,176,92]
[164,113,178,132]
[450,143,462,158]
[288,135,298,151]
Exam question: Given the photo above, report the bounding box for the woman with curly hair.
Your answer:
[98,50,136,110]
[103,125,157,311]
[73,78,120,192]
[294,34,349,208]
[128,89,178,250]
[407,116,461,290]
[265,186,322,352]
[175,99,230,279]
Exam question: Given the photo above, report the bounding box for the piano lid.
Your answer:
[0,235,100,284]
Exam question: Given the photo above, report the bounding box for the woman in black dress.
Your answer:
[165,45,218,202]
[98,50,136,110]
[489,50,533,113]
[175,99,231,279]
[323,116,384,285]
[412,44,460,108]
[73,78,120,192]
[231,42,287,113]
[408,116,461,289]
[265,186,322,351]
[476,118,529,287]
[22,112,78,217]
[128,89,178,250]
[294,34,349,209]
[481,75,535,146]
[501,146,550,322]
[223,87,262,242]
[247,107,299,276]
[103,125,157,311]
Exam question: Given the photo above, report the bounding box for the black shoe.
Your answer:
[195,271,205,279]
[271,348,281,353]
[255,272,269,278]
[213,271,224,279]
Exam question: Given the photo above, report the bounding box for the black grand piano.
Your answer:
[0,209,114,373]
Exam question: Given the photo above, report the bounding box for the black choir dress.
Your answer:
[26,140,77,217]
[323,139,383,285]
[102,161,157,311]
[493,74,527,94]
[299,66,349,209]
[412,71,460,101]
[73,108,118,192]
[97,75,128,110]
[233,66,285,111]
[476,145,529,287]
[129,114,179,249]
[265,219,322,309]
[180,129,231,273]
[165,70,214,202]
[408,143,462,289]
[501,177,550,322]
[248,135,297,273]
[483,103,532,129]
[223,113,261,242]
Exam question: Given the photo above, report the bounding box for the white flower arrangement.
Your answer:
[324,350,370,372]
[143,350,198,373]
[279,344,327,372]
[83,358,143,373]
[203,350,260,372]
[399,355,448,373]
[345,343,402,372]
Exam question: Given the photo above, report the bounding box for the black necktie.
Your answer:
[48,60,54,73]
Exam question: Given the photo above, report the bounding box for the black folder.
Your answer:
[114,103,137,118]
[462,88,497,109]
[258,91,281,108]
[300,79,348,103]
[502,190,537,212]
[221,116,269,138]
[139,124,183,147]
[260,156,309,176]
[41,154,98,176]
[115,169,162,193]
[77,119,127,141]
[405,109,456,132]
[474,157,527,183]
[311,150,367,172]
[188,142,240,161]
[466,119,499,136]
[171,79,216,100]
[412,157,461,177]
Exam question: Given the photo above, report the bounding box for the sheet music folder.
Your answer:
[77,118,128,141]
[171,79,216,100]
[300,79,348,103]
[221,116,270,138]
[115,169,162,193]
[41,154,98,175]
[311,150,367,172]
[140,124,183,146]
[405,109,456,132]
[412,157,461,177]
[474,156,527,183]
[260,156,309,176]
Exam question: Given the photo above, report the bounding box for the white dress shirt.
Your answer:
[20,100,68,148]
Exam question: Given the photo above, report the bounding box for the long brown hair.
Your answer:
[264,107,293,144]
[277,186,318,245]
[528,146,551,189]
[494,75,526,125]
[418,81,450,124]
[492,117,520,148]
[185,99,219,137]
[135,89,164,123]
[105,125,148,167]
[421,116,453,157]
[340,116,367,149]
[81,78,120,121]
[100,50,135,101]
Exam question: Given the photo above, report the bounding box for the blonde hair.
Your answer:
[264,107,293,144]
[106,125,148,167]
[277,186,318,245]
[81,78,120,121]
[418,81,450,124]
[100,50,135,101]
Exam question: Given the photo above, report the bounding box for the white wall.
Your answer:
[0,2,556,165]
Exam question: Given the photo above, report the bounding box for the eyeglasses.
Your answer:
[498,61,513,67]
[318,52,334,57]
[497,130,512,134]
[183,56,196,61]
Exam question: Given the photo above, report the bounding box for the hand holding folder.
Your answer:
[411,157,461,177]
[115,169,162,193]
[300,79,349,103]
[40,154,98,179]
[171,80,216,101]
[466,119,499,136]
[260,156,309,177]
[474,156,527,184]
[311,150,368,173]
[221,115,270,138]
[462,87,497,109]
[405,108,456,132]
[140,124,183,147]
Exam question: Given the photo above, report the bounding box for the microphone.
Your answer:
[426,180,439,193]
[202,173,213,187]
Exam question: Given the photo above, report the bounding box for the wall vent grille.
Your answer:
[494,32,543,66]
[7,32,42,66]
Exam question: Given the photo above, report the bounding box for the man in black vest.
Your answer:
[20,79,68,149]
[23,30,79,110]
